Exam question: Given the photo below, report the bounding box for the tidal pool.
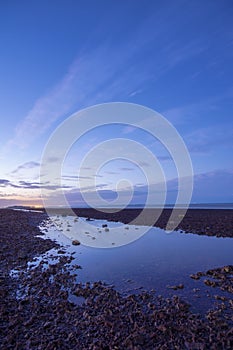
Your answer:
[39,215,233,313]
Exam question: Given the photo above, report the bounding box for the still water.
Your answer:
[39,215,233,313]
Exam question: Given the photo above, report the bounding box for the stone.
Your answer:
[72,240,80,246]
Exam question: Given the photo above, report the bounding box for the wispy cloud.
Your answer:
[162,89,233,126]
[185,123,233,154]
[80,183,109,192]
[120,167,134,171]
[104,171,119,175]
[122,125,137,134]
[2,9,209,154]
[5,58,85,150]
[62,175,92,180]
[129,89,142,97]
[0,179,10,186]
[0,178,72,191]
[157,155,171,161]
[137,161,150,167]
[11,161,40,174]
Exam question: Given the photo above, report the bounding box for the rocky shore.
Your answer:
[47,207,233,238]
[0,209,233,349]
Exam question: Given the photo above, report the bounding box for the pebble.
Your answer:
[72,240,81,246]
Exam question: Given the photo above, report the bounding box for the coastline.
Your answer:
[46,207,233,238]
[0,208,232,349]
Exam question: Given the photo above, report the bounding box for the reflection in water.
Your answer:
[39,215,233,313]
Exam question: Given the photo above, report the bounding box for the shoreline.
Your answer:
[44,207,233,238]
[0,209,233,349]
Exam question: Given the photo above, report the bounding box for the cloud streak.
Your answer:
[0,178,72,191]
[0,179,10,186]
[2,8,208,154]
[185,123,233,154]
[11,161,40,174]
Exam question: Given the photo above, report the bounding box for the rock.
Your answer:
[73,264,82,269]
[72,240,80,246]
[214,295,227,301]
[204,279,217,287]
[190,274,200,280]
[57,249,66,254]
[222,265,232,273]
[167,284,184,290]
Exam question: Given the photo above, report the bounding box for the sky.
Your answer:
[0,0,233,208]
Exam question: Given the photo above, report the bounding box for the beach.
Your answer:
[50,207,233,238]
[0,208,233,349]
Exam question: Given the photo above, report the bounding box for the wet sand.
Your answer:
[0,208,233,349]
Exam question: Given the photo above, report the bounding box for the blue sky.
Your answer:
[0,0,233,207]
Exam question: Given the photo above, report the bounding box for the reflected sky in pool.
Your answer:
[39,215,233,313]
